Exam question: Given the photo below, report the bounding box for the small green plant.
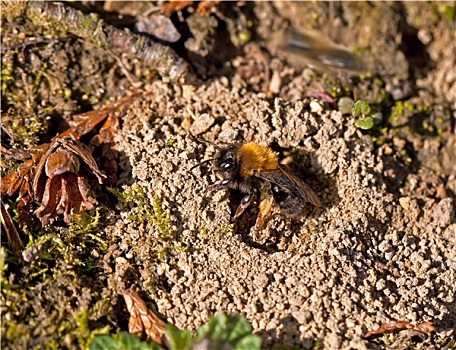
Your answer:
[389,100,415,123]
[216,224,234,236]
[1,216,112,350]
[152,194,172,239]
[352,100,383,130]
[108,184,185,258]
[90,313,262,350]
[109,185,171,233]
[191,313,261,350]
[90,331,160,350]
[166,137,176,147]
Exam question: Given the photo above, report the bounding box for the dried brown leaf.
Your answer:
[1,172,23,196]
[0,145,31,160]
[90,114,120,147]
[1,92,140,227]
[196,0,221,16]
[34,175,62,226]
[61,139,105,183]
[31,138,105,225]
[59,91,140,141]
[1,156,36,228]
[45,148,81,177]
[365,321,436,338]
[123,290,167,347]
[161,0,192,16]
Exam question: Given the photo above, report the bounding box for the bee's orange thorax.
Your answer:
[239,143,279,176]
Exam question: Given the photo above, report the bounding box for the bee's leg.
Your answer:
[233,192,255,219]
[253,193,274,232]
[204,179,233,194]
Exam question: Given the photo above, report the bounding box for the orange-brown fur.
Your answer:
[238,143,278,176]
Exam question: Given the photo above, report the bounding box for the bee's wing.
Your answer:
[256,168,322,208]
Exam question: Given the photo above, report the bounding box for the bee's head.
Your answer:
[213,145,238,180]
[191,137,240,184]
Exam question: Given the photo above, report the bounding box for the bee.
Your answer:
[192,139,322,232]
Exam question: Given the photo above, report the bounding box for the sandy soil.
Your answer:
[108,77,455,348]
[1,1,455,349]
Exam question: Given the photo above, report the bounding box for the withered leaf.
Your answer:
[1,171,23,196]
[90,114,120,147]
[196,0,221,16]
[31,138,106,226]
[123,290,167,347]
[365,321,436,338]
[45,148,81,177]
[161,1,191,16]
[1,92,141,228]
[60,91,141,141]
[1,157,35,228]
[0,145,31,160]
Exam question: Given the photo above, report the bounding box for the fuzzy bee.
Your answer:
[192,140,322,232]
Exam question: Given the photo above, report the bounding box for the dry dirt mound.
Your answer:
[106,78,455,349]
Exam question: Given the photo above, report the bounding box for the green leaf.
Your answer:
[166,324,193,350]
[195,314,261,350]
[353,100,371,116]
[89,314,261,350]
[89,335,119,350]
[89,332,161,350]
[235,334,263,350]
[355,117,374,130]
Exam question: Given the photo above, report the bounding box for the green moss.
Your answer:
[1,52,14,96]
[108,184,150,222]
[238,29,252,46]
[74,309,111,348]
[216,224,234,236]
[437,3,455,22]
[433,334,455,349]
[358,72,373,81]
[152,194,173,238]
[108,185,186,258]
[1,43,66,148]
[312,338,324,349]
[389,101,414,122]
[329,84,351,99]
[200,227,209,237]
[1,110,49,148]
[0,0,27,21]
[1,208,113,349]
[0,157,19,177]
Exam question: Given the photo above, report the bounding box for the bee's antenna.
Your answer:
[189,135,221,171]
[190,135,221,151]
[190,158,213,171]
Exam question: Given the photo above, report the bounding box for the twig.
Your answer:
[0,37,60,51]
[0,200,24,258]
[5,1,197,84]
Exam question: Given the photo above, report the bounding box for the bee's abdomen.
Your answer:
[271,183,304,217]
